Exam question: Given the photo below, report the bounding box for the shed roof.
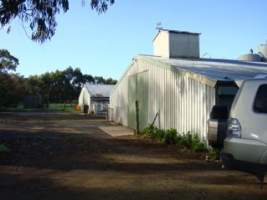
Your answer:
[138,55,267,85]
[159,28,201,35]
[85,84,114,97]
[153,29,200,42]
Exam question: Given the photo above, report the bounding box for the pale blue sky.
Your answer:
[0,0,266,79]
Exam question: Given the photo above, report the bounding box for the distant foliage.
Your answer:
[0,73,26,107]
[25,66,117,104]
[0,49,25,107]
[0,0,115,42]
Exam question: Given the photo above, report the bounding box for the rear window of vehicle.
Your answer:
[217,86,238,96]
[253,84,267,113]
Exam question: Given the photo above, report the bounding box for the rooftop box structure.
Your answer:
[153,29,200,59]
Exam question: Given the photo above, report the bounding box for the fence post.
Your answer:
[135,100,140,135]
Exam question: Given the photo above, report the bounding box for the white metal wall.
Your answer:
[109,67,129,125]
[110,57,216,139]
[78,87,91,113]
[153,30,170,58]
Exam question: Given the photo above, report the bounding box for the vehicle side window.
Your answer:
[253,84,267,113]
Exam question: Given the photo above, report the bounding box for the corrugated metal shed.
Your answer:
[110,55,267,139]
[79,84,114,114]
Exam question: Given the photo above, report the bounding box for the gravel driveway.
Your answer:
[0,112,266,200]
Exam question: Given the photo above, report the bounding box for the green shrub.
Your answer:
[142,124,154,136]
[142,125,208,152]
[142,124,160,138]
[163,129,177,144]
[190,133,207,152]
[175,132,207,152]
[192,141,207,152]
[177,132,191,147]
[156,129,165,142]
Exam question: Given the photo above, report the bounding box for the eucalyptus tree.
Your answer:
[0,0,115,42]
[0,49,19,73]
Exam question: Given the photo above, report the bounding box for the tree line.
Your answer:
[0,49,117,108]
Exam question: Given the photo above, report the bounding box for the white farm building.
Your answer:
[79,84,114,115]
[109,29,267,139]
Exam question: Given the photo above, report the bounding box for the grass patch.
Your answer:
[0,103,78,113]
[48,104,77,112]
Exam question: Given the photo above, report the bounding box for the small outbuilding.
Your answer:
[109,29,267,139]
[78,84,114,116]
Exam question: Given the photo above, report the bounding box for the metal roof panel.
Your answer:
[85,84,114,97]
[138,55,267,82]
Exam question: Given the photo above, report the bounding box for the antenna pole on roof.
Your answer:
[202,52,211,58]
[156,22,162,30]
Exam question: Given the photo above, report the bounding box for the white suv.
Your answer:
[208,79,267,183]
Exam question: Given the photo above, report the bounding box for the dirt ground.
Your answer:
[0,112,266,200]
